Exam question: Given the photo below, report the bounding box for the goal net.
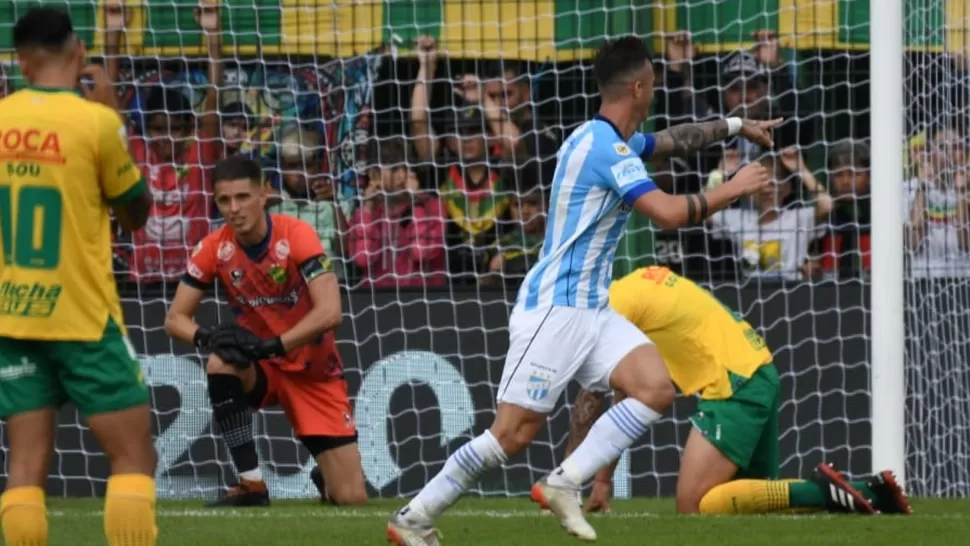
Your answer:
[0,0,964,500]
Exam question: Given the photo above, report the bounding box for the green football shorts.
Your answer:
[0,318,148,418]
[690,363,781,479]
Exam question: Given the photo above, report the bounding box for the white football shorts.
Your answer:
[496,305,652,413]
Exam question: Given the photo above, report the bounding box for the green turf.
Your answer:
[43,497,970,546]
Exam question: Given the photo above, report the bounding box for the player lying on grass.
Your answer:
[551,266,911,518]
[388,36,778,546]
[164,155,367,507]
[0,8,159,546]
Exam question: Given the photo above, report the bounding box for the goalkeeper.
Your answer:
[553,266,911,516]
[164,155,367,507]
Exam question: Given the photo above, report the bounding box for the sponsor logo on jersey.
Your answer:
[268,264,288,284]
[610,157,647,189]
[0,357,37,382]
[191,242,204,258]
[233,289,299,308]
[0,128,64,164]
[230,269,244,286]
[218,241,235,261]
[613,142,631,156]
[0,281,62,317]
[275,239,290,260]
[186,262,204,280]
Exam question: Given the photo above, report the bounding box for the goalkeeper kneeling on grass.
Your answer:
[165,155,368,507]
[555,266,911,516]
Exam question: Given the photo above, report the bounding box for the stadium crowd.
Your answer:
[46,6,970,289]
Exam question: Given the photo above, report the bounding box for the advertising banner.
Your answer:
[0,284,874,499]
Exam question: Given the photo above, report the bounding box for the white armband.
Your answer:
[726,117,743,137]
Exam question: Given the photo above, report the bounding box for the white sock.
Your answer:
[401,430,507,522]
[239,468,263,482]
[547,398,660,488]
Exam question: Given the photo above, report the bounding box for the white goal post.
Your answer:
[869,0,906,487]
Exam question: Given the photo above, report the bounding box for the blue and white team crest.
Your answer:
[526,374,551,401]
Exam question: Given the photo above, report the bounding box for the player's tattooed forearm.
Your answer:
[570,390,606,441]
[652,120,731,158]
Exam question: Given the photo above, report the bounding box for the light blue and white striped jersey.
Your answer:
[517,115,658,310]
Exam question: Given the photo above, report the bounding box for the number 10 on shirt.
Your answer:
[0,183,63,270]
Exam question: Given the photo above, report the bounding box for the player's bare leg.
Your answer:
[387,403,545,545]
[308,440,368,505]
[205,355,269,507]
[536,344,673,541]
[1,408,55,546]
[87,404,160,545]
[676,427,740,513]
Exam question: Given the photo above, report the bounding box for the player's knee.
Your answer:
[328,485,368,506]
[206,354,239,375]
[676,491,704,514]
[624,380,675,413]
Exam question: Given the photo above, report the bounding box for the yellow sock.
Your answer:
[0,486,47,546]
[699,480,791,514]
[104,474,157,546]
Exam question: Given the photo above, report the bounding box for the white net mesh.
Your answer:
[0,0,965,499]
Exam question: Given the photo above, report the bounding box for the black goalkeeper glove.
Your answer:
[208,324,286,368]
[193,327,212,351]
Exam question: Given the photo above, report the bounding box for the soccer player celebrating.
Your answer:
[559,266,911,517]
[164,155,367,506]
[388,37,778,545]
[0,8,157,546]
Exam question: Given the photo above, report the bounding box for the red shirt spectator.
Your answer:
[127,89,219,282]
[348,172,446,288]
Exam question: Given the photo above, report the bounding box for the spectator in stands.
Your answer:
[431,107,513,282]
[104,3,221,283]
[409,39,514,282]
[709,150,833,281]
[348,141,446,288]
[220,100,255,157]
[819,141,872,278]
[454,60,562,191]
[480,190,547,286]
[271,124,353,280]
[905,126,970,278]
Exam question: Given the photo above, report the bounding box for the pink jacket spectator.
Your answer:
[348,194,447,287]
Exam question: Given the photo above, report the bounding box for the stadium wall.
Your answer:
[0,283,873,499]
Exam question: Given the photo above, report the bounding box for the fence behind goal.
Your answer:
[0,0,966,499]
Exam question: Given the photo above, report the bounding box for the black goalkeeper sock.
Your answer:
[207,374,260,476]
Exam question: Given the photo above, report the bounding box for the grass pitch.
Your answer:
[48,497,970,545]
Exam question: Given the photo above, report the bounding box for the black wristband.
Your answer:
[259,336,286,359]
[193,327,212,350]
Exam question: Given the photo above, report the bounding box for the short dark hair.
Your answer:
[145,88,193,119]
[13,8,75,52]
[371,137,409,168]
[828,140,870,171]
[213,155,263,186]
[593,36,653,92]
[483,60,528,84]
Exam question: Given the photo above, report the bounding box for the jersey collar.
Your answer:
[239,213,273,262]
[593,113,624,140]
[26,85,82,96]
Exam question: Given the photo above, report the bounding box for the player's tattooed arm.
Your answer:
[650,120,731,160]
[564,389,608,457]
